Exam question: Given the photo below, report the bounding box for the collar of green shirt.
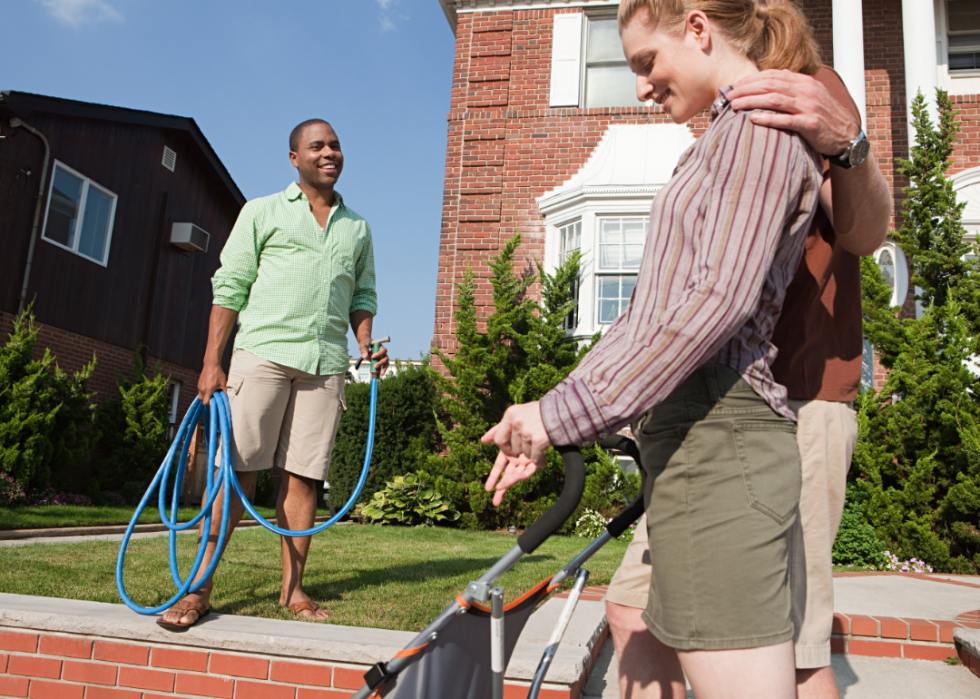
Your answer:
[286,181,345,208]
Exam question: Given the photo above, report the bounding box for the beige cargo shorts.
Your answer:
[223,350,346,482]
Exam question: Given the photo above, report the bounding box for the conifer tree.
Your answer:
[856,89,980,573]
[429,234,633,531]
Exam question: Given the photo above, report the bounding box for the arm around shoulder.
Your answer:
[824,152,893,257]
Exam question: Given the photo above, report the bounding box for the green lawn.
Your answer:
[0,505,331,530]
[0,525,627,632]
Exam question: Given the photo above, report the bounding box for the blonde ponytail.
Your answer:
[618,0,822,76]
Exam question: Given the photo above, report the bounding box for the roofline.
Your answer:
[0,91,246,208]
[438,0,457,35]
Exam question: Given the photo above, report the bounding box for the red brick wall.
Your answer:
[1,311,199,423]
[0,628,582,699]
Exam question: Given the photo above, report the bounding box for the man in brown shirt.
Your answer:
[602,67,891,699]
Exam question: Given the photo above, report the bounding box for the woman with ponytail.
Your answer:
[483,1,831,696]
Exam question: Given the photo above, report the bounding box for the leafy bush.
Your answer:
[0,473,26,507]
[832,484,887,568]
[856,90,980,574]
[0,310,98,489]
[329,359,443,509]
[361,472,461,526]
[95,351,170,502]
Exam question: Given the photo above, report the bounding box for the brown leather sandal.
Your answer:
[156,599,210,631]
[287,600,329,620]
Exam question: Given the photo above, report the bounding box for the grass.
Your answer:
[0,525,627,632]
[0,505,331,530]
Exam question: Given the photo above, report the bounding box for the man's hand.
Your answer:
[482,402,551,506]
[728,70,860,156]
[198,362,227,405]
[199,305,238,405]
[361,341,390,377]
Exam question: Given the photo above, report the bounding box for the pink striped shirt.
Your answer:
[540,89,823,447]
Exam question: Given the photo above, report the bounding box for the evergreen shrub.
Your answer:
[856,89,980,573]
[328,359,442,511]
[832,484,887,568]
[427,235,639,532]
[0,310,98,490]
[95,351,170,503]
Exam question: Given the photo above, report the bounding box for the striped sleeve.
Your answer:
[539,115,810,447]
[211,202,259,313]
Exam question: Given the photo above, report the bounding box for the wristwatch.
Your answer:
[828,129,870,169]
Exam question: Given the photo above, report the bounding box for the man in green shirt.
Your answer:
[158,119,387,629]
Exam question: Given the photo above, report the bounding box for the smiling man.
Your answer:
[157,119,387,630]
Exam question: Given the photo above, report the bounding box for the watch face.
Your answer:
[851,136,871,167]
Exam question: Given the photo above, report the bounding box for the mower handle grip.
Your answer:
[517,445,586,554]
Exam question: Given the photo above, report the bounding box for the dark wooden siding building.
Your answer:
[0,91,245,423]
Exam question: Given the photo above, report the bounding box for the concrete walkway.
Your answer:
[580,644,980,698]
[579,572,980,698]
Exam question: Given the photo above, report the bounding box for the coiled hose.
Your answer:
[115,378,378,615]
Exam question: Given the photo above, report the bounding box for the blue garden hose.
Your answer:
[115,375,379,615]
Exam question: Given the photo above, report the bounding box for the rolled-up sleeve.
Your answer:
[349,223,378,315]
[211,203,259,312]
[540,116,814,447]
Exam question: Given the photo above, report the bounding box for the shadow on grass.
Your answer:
[214,553,556,617]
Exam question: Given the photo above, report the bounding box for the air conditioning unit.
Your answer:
[170,222,210,253]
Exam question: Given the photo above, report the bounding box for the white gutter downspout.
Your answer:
[12,117,51,316]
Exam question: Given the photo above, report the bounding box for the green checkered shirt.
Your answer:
[211,182,377,375]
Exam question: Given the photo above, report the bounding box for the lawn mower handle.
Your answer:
[517,445,585,554]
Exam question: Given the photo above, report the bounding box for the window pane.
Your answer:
[586,65,639,108]
[623,219,645,244]
[949,1,980,33]
[79,186,113,262]
[600,219,622,244]
[599,299,620,324]
[600,245,622,269]
[949,33,980,51]
[877,248,896,299]
[572,221,581,250]
[45,167,84,248]
[950,51,980,70]
[598,276,620,299]
[587,18,624,62]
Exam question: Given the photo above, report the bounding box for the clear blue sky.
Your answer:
[5,0,456,361]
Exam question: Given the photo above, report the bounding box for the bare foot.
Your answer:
[157,591,211,628]
[282,592,329,621]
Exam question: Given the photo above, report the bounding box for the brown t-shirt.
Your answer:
[769,67,864,402]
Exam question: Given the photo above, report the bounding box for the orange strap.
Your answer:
[394,643,428,659]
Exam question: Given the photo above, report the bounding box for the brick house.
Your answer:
[431,0,980,390]
[0,92,245,433]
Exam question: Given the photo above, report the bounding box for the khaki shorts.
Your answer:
[615,365,801,651]
[224,350,346,481]
[607,393,856,666]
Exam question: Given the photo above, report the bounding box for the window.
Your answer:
[596,217,646,325]
[559,221,582,330]
[584,16,637,109]
[165,381,182,442]
[874,243,909,308]
[947,0,980,71]
[42,161,117,265]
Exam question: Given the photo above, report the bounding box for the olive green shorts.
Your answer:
[634,365,801,651]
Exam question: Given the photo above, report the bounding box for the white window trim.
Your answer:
[874,242,909,309]
[935,0,980,95]
[41,160,117,267]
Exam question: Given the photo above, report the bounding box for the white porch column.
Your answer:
[832,0,867,129]
[902,0,939,146]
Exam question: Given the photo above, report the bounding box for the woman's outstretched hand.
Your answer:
[482,402,552,506]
